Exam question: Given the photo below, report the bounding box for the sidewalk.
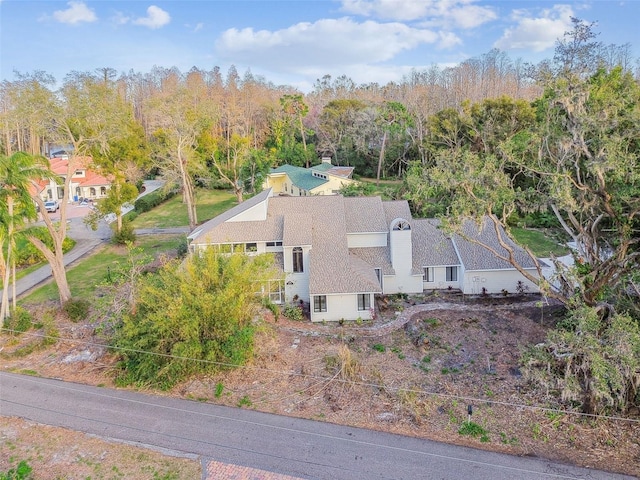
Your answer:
[2,238,106,301]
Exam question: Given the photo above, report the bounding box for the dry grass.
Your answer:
[1,296,639,478]
[0,417,201,480]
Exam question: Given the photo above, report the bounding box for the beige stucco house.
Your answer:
[35,156,112,203]
[187,189,542,322]
[263,157,357,196]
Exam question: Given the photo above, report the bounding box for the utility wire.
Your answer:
[2,326,639,425]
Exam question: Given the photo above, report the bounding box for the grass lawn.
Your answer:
[359,177,403,199]
[510,227,570,258]
[130,189,236,228]
[20,235,185,304]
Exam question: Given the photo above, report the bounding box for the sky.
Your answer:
[1,0,638,92]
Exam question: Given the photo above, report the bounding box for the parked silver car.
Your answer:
[44,200,59,212]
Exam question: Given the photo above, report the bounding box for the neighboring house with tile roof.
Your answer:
[187,189,542,322]
[34,156,112,203]
[263,157,356,196]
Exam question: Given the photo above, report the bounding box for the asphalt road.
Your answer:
[0,372,633,480]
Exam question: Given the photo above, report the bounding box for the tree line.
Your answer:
[1,19,638,414]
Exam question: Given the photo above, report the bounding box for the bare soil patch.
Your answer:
[1,292,639,478]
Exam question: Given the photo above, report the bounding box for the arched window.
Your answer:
[100,186,107,196]
[292,247,303,273]
[392,219,411,231]
[89,187,96,197]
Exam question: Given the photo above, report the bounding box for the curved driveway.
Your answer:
[0,372,633,480]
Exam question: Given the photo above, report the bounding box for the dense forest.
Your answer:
[1,19,639,415]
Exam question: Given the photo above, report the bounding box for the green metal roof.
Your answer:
[310,162,333,172]
[270,164,327,191]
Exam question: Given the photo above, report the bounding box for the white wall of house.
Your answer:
[346,232,387,248]
[461,269,540,295]
[39,179,109,203]
[383,273,424,295]
[310,293,374,322]
[422,265,461,290]
[386,223,424,294]
[283,245,311,303]
[228,197,269,222]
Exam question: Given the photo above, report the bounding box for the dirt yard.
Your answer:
[1,291,639,478]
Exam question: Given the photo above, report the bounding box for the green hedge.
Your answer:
[133,189,177,213]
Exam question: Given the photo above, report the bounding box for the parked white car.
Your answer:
[44,200,59,212]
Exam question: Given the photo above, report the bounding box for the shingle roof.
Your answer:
[411,220,460,270]
[343,196,387,233]
[349,247,394,275]
[189,192,538,296]
[189,217,282,244]
[453,218,539,270]
[383,200,413,226]
[188,189,270,240]
[311,163,354,178]
[306,195,381,294]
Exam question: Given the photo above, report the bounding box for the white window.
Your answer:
[392,219,411,231]
[269,280,283,304]
[357,294,370,311]
[423,267,434,282]
[446,266,458,282]
[313,295,327,313]
[292,247,303,273]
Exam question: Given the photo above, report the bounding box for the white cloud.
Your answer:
[52,1,97,25]
[340,0,496,28]
[112,11,130,26]
[133,5,171,29]
[494,4,574,52]
[215,17,448,72]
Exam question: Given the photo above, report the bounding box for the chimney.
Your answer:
[321,156,332,165]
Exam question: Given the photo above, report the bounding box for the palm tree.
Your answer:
[0,152,54,320]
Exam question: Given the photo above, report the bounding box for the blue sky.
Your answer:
[1,1,638,92]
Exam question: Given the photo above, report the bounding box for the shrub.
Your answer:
[15,228,76,267]
[522,306,640,415]
[111,221,136,245]
[262,298,279,319]
[372,343,386,353]
[283,304,303,321]
[134,188,177,213]
[3,307,33,335]
[176,237,189,257]
[458,421,488,438]
[63,299,90,322]
[112,250,280,389]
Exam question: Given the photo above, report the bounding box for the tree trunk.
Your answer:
[0,249,10,320]
[29,158,75,306]
[11,262,16,314]
[376,131,387,187]
[299,114,308,168]
[27,235,72,303]
[1,196,15,320]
